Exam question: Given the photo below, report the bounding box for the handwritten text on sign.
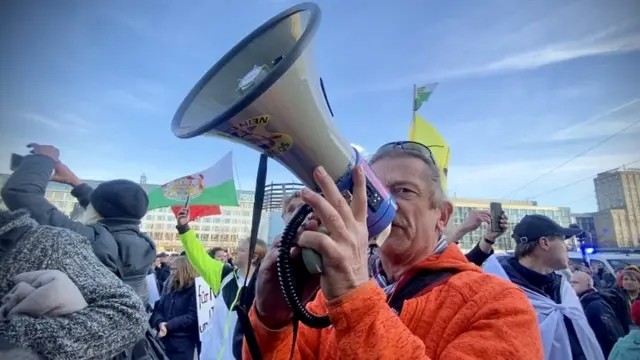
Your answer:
[195,276,215,341]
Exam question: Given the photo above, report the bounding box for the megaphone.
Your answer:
[171,2,396,329]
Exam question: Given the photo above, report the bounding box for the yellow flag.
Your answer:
[409,114,450,192]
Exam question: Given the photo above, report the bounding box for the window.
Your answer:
[609,259,640,271]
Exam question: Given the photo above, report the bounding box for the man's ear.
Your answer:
[436,200,454,233]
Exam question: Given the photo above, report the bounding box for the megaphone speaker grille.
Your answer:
[172,2,321,139]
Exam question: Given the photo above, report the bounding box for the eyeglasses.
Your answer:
[373,141,438,164]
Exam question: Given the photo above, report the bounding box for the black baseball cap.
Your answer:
[513,214,583,244]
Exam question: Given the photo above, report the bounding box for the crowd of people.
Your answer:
[0,142,639,360]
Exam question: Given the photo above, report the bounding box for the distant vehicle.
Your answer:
[568,248,640,276]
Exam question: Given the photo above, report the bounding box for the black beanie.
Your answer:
[90,179,149,220]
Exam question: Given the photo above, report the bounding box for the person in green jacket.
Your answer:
[175,208,267,360]
[609,300,640,360]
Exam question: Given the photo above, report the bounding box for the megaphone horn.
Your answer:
[171,2,397,329]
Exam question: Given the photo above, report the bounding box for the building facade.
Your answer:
[0,174,573,253]
[571,213,598,245]
[593,169,640,247]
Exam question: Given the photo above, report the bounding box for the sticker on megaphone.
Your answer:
[229,115,293,155]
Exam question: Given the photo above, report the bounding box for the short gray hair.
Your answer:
[370,147,446,208]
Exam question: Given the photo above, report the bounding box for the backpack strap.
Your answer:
[388,269,458,314]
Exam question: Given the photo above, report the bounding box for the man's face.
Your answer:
[570,272,590,294]
[370,155,452,275]
[282,197,304,223]
[213,250,226,262]
[539,235,569,270]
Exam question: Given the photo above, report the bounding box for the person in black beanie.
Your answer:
[1,144,156,304]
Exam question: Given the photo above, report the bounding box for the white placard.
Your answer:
[146,273,160,307]
[195,276,216,341]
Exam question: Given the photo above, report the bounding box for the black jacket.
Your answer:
[578,289,626,357]
[232,264,260,360]
[155,263,171,293]
[499,256,587,360]
[150,284,199,360]
[1,154,156,303]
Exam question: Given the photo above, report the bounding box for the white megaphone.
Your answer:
[171,2,396,329]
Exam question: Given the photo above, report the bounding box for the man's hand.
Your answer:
[158,322,168,338]
[27,143,60,162]
[297,165,370,300]
[485,213,508,242]
[459,210,492,234]
[177,208,190,226]
[51,162,82,186]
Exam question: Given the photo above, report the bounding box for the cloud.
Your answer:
[456,28,640,77]
[22,113,62,129]
[448,152,640,200]
[337,24,640,97]
[106,89,159,113]
[351,143,366,154]
[548,98,640,141]
[21,112,92,134]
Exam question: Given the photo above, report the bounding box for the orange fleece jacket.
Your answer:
[244,245,543,359]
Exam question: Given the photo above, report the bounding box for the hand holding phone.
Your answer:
[489,202,504,234]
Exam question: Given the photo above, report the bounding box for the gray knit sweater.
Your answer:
[0,210,148,360]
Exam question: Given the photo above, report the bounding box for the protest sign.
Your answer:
[195,276,215,340]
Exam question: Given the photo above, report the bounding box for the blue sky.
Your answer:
[1,0,639,213]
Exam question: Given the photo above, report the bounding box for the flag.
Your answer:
[414,83,438,112]
[409,114,450,192]
[170,205,222,222]
[147,152,239,210]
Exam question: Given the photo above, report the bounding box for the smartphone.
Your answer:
[10,153,24,171]
[489,202,504,233]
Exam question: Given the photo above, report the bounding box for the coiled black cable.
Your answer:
[276,203,332,329]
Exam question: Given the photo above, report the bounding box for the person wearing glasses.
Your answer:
[244,141,542,359]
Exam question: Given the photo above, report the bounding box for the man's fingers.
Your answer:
[300,188,349,239]
[297,230,338,261]
[478,213,491,224]
[350,165,367,223]
[312,166,355,226]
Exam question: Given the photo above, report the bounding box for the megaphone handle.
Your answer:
[301,225,329,274]
[302,248,323,274]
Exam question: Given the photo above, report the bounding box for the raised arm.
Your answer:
[1,154,95,241]
[3,226,147,360]
[176,213,227,295]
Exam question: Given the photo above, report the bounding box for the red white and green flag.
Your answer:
[147,152,238,220]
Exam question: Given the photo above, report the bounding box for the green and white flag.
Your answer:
[147,152,239,210]
[414,83,438,112]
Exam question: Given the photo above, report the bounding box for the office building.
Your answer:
[0,173,255,252]
[593,168,640,248]
[571,213,597,244]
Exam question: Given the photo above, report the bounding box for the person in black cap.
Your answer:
[483,214,605,360]
[1,144,156,304]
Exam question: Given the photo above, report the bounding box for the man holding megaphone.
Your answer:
[244,142,544,359]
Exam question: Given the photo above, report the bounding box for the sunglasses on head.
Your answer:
[373,141,439,164]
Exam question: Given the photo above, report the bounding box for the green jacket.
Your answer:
[178,229,233,296]
[608,329,640,360]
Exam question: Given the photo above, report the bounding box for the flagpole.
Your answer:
[410,84,416,140]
